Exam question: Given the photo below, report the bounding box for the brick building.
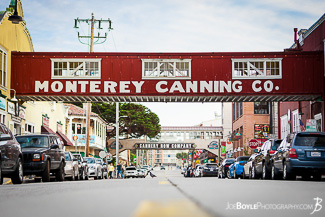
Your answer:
[278,13,325,139]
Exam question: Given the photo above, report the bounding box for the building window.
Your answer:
[240,102,243,116]
[314,113,322,132]
[232,58,282,79]
[0,47,7,87]
[292,109,300,133]
[280,115,288,139]
[25,123,35,134]
[142,59,191,79]
[0,111,6,125]
[236,103,239,119]
[233,103,236,121]
[254,102,269,114]
[51,59,101,79]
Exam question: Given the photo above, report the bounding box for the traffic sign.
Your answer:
[99,151,106,158]
[248,139,259,149]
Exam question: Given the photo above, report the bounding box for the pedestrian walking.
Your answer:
[108,163,115,179]
[117,163,124,179]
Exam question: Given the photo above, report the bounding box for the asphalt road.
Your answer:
[1,169,325,217]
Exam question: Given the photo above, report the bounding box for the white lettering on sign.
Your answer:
[34,80,279,94]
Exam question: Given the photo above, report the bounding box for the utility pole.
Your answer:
[74,13,113,157]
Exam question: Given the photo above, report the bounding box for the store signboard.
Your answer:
[306,119,317,132]
[0,98,6,110]
[7,101,15,115]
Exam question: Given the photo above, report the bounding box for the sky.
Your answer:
[1,0,324,126]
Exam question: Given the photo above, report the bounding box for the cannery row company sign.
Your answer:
[134,143,196,150]
[11,51,324,102]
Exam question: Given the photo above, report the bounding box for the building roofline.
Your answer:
[290,13,325,49]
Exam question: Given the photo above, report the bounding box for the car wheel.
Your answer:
[283,163,295,180]
[75,168,79,181]
[11,158,23,184]
[271,164,279,180]
[55,162,65,182]
[0,161,3,185]
[42,160,51,182]
[227,170,231,179]
[251,166,256,179]
[72,168,75,181]
[262,164,270,180]
[85,169,89,180]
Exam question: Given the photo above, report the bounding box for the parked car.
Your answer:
[271,132,325,181]
[141,165,150,174]
[72,153,89,180]
[16,133,65,182]
[242,154,257,179]
[64,152,79,181]
[160,165,166,170]
[84,157,102,180]
[250,139,282,179]
[194,165,203,177]
[137,169,146,178]
[202,163,219,177]
[125,166,138,178]
[228,156,250,178]
[218,158,235,178]
[0,123,24,185]
[95,158,107,179]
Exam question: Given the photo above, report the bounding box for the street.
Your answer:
[1,169,325,217]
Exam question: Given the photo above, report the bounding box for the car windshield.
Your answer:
[16,136,49,148]
[224,159,235,164]
[273,140,282,149]
[73,155,81,161]
[85,158,95,164]
[95,159,101,164]
[294,134,325,147]
[65,153,71,161]
[236,156,250,162]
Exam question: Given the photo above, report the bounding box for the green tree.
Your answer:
[92,102,161,139]
[176,152,188,161]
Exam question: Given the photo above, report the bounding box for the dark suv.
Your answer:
[251,139,282,179]
[0,123,24,185]
[271,132,325,181]
[16,134,65,182]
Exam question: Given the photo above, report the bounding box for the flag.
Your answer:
[300,119,305,132]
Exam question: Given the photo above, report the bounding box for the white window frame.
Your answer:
[142,59,191,80]
[24,121,35,134]
[314,113,322,132]
[232,58,282,79]
[0,45,7,88]
[51,58,102,79]
[280,115,288,139]
[0,110,6,125]
[292,109,300,133]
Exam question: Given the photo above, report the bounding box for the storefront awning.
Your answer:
[41,125,56,134]
[56,131,73,146]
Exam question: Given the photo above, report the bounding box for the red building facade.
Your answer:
[278,14,325,139]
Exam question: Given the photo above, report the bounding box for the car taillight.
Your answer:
[269,150,276,154]
[288,148,298,158]
[225,165,230,168]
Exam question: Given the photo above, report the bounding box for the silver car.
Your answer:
[125,167,138,178]
[64,152,79,181]
[84,157,102,180]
